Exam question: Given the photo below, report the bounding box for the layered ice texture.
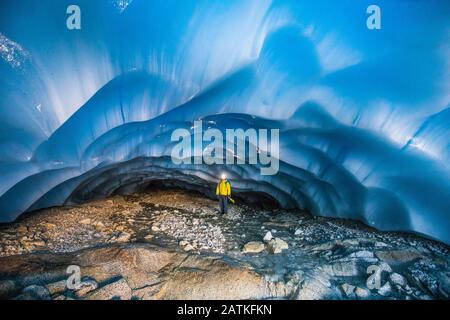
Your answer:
[0,0,449,244]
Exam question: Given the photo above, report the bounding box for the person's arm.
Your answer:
[227,182,231,196]
[216,183,219,195]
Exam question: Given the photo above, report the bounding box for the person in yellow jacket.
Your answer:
[216,174,231,215]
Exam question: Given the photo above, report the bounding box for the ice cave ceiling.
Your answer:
[0,0,449,244]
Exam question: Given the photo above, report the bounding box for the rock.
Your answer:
[296,271,333,300]
[183,244,194,252]
[116,232,131,243]
[378,282,393,297]
[16,226,28,234]
[28,240,46,247]
[375,241,389,248]
[179,240,189,247]
[263,231,273,242]
[242,242,265,254]
[94,222,106,231]
[341,283,356,297]
[377,261,393,273]
[389,273,408,288]
[106,200,114,205]
[267,238,289,254]
[311,241,336,252]
[294,229,302,236]
[266,280,296,298]
[144,235,154,241]
[42,223,57,229]
[16,285,50,300]
[45,280,67,295]
[75,280,98,298]
[349,250,375,260]
[0,280,20,299]
[375,249,422,264]
[151,225,160,232]
[86,278,132,300]
[80,219,91,225]
[355,287,371,299]
[174,210,180,214]
[154,257,269,300]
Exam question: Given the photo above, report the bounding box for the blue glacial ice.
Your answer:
[0,0,449,244]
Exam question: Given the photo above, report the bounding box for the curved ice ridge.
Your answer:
[0,0,449,244]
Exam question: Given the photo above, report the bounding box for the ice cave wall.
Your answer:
[0,0,449,244]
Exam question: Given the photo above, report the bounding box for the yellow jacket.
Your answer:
[216,180,231,196]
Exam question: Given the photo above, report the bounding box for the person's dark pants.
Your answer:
[219,196,228,215]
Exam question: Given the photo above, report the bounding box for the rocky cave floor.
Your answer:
[0,190,449,300]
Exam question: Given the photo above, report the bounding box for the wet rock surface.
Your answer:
[0,190,449,300]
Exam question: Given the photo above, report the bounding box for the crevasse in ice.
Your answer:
[0,0,449,244]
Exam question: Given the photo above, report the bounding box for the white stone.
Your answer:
[263,231,273,242]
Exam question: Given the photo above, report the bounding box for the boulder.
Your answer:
[45,280,67,295]
[378,281,393,297]
[389,273,408,288]
[355,287,371,299]
[74,280,98,298]
[267,238,289,254]
[154,257,269,300]
[0,280,20,299]
[341,283,356,297]
[15,285,50,300]
[296,272,333,300]
[86,278,132,300]
[242,242,265,254]
[375,249,422,264]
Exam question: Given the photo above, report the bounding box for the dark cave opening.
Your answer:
[142,179,212,199]
[232,191,281,210]
[141,179,283,210]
